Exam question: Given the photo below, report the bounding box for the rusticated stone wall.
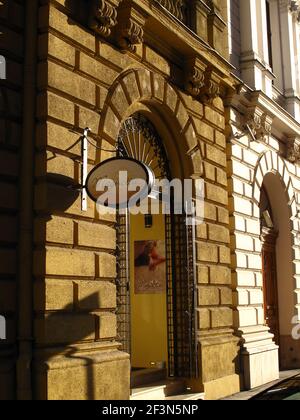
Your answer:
[0,0,240,400]
[0,0,24,400]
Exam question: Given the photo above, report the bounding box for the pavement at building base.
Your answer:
[251,374,300,400]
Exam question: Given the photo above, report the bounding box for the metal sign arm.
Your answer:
[82,127,90,212]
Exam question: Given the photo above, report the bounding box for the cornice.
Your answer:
[228,87,300,139]
[227,86,300,164]
[86,0,239,102]
[88,0,235,88]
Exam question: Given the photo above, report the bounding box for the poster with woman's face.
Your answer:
[134,240,166,294]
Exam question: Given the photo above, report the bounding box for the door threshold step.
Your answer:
[165,392,205,401]
[130,379,196,400]
[131,368,167,388]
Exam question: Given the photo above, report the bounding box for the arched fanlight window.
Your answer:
[116,113,171,180]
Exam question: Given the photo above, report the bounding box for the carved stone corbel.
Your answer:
[200,69,221,104]
[290,0,300,21]
[286,136,300,163]
[244,107,272,142]
[114,1,147,52]
[184,57,207,98]
[88,0,121,38]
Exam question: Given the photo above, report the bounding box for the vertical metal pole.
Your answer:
[82,128,90,212]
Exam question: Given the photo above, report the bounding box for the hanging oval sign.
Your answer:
[85,157,155,209]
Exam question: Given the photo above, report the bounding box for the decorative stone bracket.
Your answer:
[200,68,221,104]
[290,0,300,22]
[244,106,273,142]
[88,0,121,37]
[286,136,300,163]
[184,57,206,97]
[114,1,147,52]
[184,58,222,104]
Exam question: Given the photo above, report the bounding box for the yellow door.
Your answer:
[130,213,168,368]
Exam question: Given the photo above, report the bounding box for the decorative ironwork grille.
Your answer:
[116,210,131,353]
[171,213,198,378]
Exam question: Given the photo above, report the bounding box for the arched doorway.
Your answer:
[260,172,298,369]
[115,113,198,386]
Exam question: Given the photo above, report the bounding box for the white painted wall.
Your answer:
[229,0,300,121]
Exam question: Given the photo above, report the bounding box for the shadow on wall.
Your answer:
[34,291,117,401]
[64,0,90,25]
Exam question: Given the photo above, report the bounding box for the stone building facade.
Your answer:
[225,0,300,389]
[0,0,299,401]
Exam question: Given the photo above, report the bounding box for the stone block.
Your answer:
[209,266,231,284]
[229,196,252,217]
[34,280,73,311]
[211,308,233,328]
[196,223,207,240]
[215,130,226,148]
[100,42,133,69]
[39,33,75,67]
[79,107,101,135]
[247,254,262,270]
[199,286,220,306]
[35,151,76,180]
[144,47,170,75]
[208,224,230,243]
[206,144,226,167]
[35,314,96,344]
[217,207,229,225]
[45,5,95,51]
[204,202,217,221]
[79,52,117,85]
[35,215,74,245]
[220,287,232,305]
[219,246,231,264]
[77,281,116,310]
[235,233,254,251]
[197,265,209,284]
[206,183,228,205]
[216,168,227,186]
[37,92,75,125]
[97,313,116,339]
[204,107,225,129]
[193,119,214,141]
[204,162,216,181]
[35,349,130,400]
[34,248,95,277]
[231,160,251,181]
[47,61,96,105]
[99,253,116,278]
[77,222,116,250]
[197,242,218,263]
[198,308,210,329]
[249,289,263,305]
[235,307,257,327]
